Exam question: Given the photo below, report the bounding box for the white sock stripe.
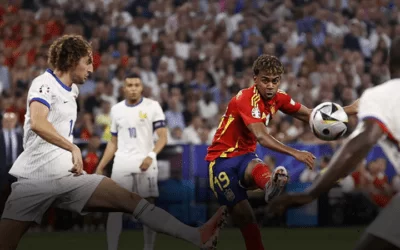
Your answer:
[135,201,150,219]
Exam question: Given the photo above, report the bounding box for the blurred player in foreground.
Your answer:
[205,54,359,250]
[0,34,227,250]
[267,37,400,250]
[96,74,167,250]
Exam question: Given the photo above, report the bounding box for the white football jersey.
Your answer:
[357,79,400,173]
[9,69,79,180]
[111,97,166,173]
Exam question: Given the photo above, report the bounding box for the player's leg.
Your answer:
[353,194,400,250]
[230,200,264,250]
[209,156,264,250]
[134,170,159,250]
[0,219,32,250]
[0,179,57,250]
[72,175,227,248]
[106,172,133,250]
[240,156,288,202]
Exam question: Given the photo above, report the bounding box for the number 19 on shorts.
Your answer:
[213,172,230,191]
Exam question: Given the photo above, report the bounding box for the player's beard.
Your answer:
[71,73,85,85]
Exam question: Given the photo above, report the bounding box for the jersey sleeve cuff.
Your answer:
[111,132,118,137]
[361,116,393,137]
[30,97,50,109]
[153,120,166,131]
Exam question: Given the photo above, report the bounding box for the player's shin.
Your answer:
[251,163,272,189]
[106,212,123,250]
[240,223,265,250]
[143,225,157,250]
[132,199,202,246]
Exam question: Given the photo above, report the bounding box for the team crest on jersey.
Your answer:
[39,84,50,96]
[224,188,235,202]
[251,107,261,118]
[139,111,147,120]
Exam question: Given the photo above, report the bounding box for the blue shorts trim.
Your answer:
[208,153,259,207]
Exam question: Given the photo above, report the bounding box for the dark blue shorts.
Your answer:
[208,153,259,207]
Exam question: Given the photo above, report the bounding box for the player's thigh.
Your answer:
[54,174,106,213]
[1,179,56,225]
[361,194,400,249]
[133,170,159,198]
[229,199,257,227]
[208,159,247,208]
[83,177,142,213]
[110,171,135,191]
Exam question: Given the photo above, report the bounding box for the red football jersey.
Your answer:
[205,85,301,161]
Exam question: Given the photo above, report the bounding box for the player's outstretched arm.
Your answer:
[291,99,359,125]
[96,135,118,175]
[30,101,76,152]
[289,105,312,123]
[248,122,315,169]
[307,119,383,199]
[343,98,359,116]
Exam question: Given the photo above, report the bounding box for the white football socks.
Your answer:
[143,225,157,250]
[133,199,201,247]
[106,212,123,250]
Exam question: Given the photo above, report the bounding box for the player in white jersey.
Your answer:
[96,74,167,250]
[266,37,400,250]
[0,35,227,250]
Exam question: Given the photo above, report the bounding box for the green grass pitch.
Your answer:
[18,227,365,250]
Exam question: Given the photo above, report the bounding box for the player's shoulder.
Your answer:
[142,97,160,106]
[235,85,258,101]
[29,70,57,95]
[361,80,398,102]
[275,89,289,97]
[112,100,126,111]
[143,97,163,110]
[30,70,52,88]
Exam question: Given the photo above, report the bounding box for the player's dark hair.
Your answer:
[126,73,141,80]
[389,36,400,75]
[252,54,284,76]
[48,35,92,72]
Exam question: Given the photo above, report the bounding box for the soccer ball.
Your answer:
[309,102,348,141]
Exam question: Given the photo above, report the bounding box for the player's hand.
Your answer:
[140,156,153,172]
[266,193,314,217]
[293,150,316,169]
[95,167,105,175]
[69,145,83,176]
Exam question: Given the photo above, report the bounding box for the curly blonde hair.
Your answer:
[48,34,92,72]
[252,54,284,76]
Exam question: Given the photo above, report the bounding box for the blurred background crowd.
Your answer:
[1,0,400,230]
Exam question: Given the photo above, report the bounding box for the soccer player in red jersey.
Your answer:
[205,54,359,250]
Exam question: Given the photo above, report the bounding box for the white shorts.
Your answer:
[111,169,159,198]
[1,173,105,224]
[366,194,400,247]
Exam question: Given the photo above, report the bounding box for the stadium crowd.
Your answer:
[0,0,400,221]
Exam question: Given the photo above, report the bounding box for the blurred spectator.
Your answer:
[82,135,102,174]
[182,115,203,144]
[165,96,185,130]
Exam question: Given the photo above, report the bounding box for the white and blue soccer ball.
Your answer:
[309,102,348,141]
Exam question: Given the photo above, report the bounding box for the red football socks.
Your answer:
[240,223,265,250]
[251,163,272,189]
